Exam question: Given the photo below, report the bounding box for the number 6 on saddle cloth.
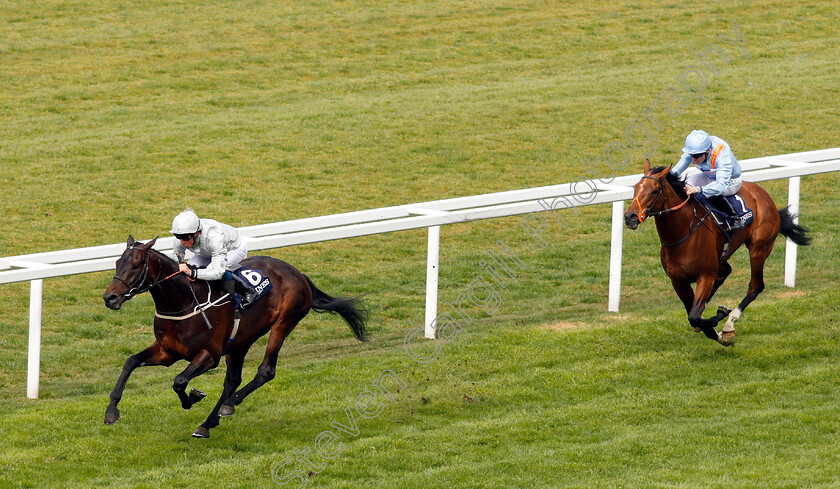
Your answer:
[219,267,273,311]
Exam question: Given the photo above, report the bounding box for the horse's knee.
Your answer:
[226,372,243,387]
[257,366,276,384]
[122,352,148,373]
[173,376,189,392]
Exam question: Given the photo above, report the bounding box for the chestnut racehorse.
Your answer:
[102,236,368,438]
[624,160,810,346]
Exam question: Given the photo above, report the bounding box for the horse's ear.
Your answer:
[126,235,135,247]
[644,159,650,174]
[142,236,159,250]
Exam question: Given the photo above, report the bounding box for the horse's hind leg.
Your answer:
[105,343,175,425]
[725,241,774,331]
[192,351,247,439]
[173,350,219,410]
[220,325,292,417]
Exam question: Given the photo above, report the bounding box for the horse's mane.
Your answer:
[144,244,178,269]
[650,166,687,200]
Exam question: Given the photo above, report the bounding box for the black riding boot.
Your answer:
[230,275,260,311]
[708,195,745,231]
[221,279,242,310]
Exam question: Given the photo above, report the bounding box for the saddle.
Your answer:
[222,267,272,355]
[228,267,273,310]
[695,193,754,233]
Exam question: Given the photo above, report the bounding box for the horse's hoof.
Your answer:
[725,308,742,329]
[716,305,732,317]
[219,404,236,417]
[189,388,207,404]
[192,427,211,438]
[718,330,735,347]
[104,409,120,425]
[692,326,702,333]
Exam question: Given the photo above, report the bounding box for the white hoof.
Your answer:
[724,308,742,330]
[718,329,735,346]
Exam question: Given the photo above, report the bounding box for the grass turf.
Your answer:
[1,1,839,488]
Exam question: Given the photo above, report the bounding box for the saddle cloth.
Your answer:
[695,194,754,229]
[232,267,273,305]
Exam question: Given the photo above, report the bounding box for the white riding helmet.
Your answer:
[170,208,201,234]
[682,130,712,155]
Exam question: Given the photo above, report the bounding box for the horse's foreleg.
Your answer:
[173,350,219,411]
[193,351,247,438]
[688,275,730,344]
[105,343,175,424]
[709,261,732,302]
[670,278,695,316]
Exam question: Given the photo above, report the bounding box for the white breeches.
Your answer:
[686,172,743,197]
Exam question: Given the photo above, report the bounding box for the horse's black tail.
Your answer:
[778,206,811,246]
[304,275,369,342]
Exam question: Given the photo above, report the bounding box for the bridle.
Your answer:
[111,245,182,300]
[632,174,714,248]
[631,174,692,222]
[111,244,219,329]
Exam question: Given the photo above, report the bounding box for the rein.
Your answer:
[112,243,234,336]
[660,204,711,248]
[633,174,711,247]
[112,246,185,300]
[632,175,692,222]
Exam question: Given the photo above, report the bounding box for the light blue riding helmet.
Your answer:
[682,130,713,155]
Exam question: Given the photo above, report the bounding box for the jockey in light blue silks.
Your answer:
[171,208,258,309]
[671,130,746,231]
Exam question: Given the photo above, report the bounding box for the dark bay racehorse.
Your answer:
[624,160,810,346]
[102,236,368,438]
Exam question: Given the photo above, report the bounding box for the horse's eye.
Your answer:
[651,188,660,194]
[131,261,142,269]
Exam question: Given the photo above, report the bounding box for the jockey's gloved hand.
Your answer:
[187,264,198,279]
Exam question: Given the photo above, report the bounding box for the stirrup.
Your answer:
[238,289,259,311]
[726,215,746,231]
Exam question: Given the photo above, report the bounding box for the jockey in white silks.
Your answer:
[670,130,746,231]
[170,208,258,309]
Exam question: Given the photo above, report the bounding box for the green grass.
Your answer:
[1,1,840,488]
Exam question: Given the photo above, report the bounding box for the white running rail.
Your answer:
[3,147,840,398]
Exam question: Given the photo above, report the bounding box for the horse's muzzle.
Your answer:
[103,293,124,310]
[624,212,640,230]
